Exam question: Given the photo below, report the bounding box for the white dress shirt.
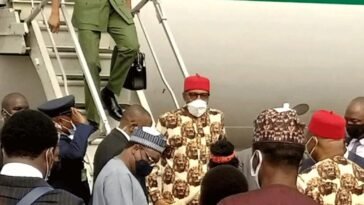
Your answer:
[347,138,364,158]
[1,162,43,178]
[116,127,130,141]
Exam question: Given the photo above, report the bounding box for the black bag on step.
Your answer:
[123,52,147,90]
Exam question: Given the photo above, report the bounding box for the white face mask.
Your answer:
[250,150,263,189]
[54,119,76,137]
[187,99,207,117]
[1,108,12,118]
[45,148,54,180]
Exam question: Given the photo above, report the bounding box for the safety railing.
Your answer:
[132,0,191,109]
[39,9,70,95]
[21,0,189,131]
[135,12,180,108]
[133,0,190,79]
[23,0,111,134]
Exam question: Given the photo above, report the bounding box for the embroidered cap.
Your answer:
[184,74,210,92]
[130,127,167,153]
[253,108,306,145]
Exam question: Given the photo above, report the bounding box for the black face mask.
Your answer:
[135,160,154,177]
[50,161,62,174]
[347,124,364,139]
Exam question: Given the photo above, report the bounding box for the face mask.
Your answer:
[305,136,318,162]
[135,160,154,177]
[1,108,12,118]
[54,118,76,136]
[187,99,207,117]
[250,150,263,188]
[347,124,364,139]
[45,148,54,180]
[51,161,62,173]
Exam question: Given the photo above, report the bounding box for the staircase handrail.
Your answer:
[39,9,70,95]
[134,12,180,108]
[60,0,111,134]
[132,0,190,110]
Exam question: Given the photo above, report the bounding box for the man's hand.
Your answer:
[48,13,60,33]
[71,107,88,125]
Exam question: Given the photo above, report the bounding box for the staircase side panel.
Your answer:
[28,21,63,99]
[0,55,47,110]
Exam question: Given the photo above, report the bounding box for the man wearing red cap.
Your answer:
[147,74,226,205]
[297,110,364,204]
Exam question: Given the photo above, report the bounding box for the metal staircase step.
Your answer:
[58,74,110,81]
[48,51,112,76]
[47,46,113,53]
[56,75,139,107]
[38,21,112,48]
[0,8,28,54]
[38,20,69,31]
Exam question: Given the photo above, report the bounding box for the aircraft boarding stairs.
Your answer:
[2,0,140,132]
[0,0,189,186]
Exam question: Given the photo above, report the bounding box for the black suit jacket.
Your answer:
[93,128,129,181]
[0,174,84,205]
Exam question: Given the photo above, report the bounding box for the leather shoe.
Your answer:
[101,87,123,121]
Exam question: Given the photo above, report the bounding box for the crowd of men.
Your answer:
[1,0,363,202]
[1,74,364,205]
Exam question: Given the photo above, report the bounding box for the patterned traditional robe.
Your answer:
[148,106,226,205]
[298,156,364,205]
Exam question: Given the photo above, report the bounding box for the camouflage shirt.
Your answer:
[297,156,364,205]
[147,106,226,205]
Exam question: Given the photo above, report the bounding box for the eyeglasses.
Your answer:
[187,92,210,100]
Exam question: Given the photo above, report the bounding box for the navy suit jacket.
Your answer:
[48,123,94,204]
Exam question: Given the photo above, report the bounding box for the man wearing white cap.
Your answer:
[92,127,167,205]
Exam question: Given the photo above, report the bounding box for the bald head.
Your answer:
[345,97,364,125]
[119,104,152,135]
[1,93,29,121]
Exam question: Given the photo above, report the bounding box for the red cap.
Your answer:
[184,74,210,92]
[308,110,346,140]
